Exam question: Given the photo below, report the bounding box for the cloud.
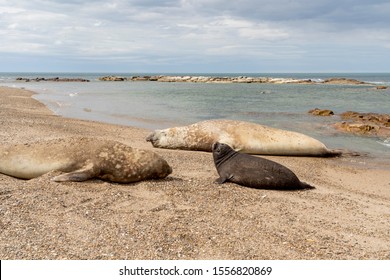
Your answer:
[0,0,389,72]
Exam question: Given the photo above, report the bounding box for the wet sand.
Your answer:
[0,86,389,259]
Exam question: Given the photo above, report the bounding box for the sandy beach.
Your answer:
[0,86,389,260]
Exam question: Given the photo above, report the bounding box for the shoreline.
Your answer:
[1,86,390,260]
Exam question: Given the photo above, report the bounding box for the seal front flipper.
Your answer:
[52,163,99,182]
[215,174,234,184]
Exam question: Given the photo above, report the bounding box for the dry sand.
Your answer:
[0,86,389,260]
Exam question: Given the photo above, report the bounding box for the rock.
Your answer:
[156,76,180,82]
[308,108,334,116]
[376,86,388,90]
[334,111,390,137]
[16,77,30,82]
[335,122,377,134]
[334,122,390,137]
[95,75,368,85]
[322,78,368,85]
[99,76,126,81]
[340,111,390,127]
[16,77,90,82]
[148,76,160,81]
[50,78,90,82]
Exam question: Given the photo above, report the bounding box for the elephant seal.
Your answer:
[146,119,341,157]
[0,137,172,183]
[212,142,314,190]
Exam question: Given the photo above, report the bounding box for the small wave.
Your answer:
[365,81,390,86]
[52,101,72,108]
[377,138,390,148]
[0,77,13,82]
[311,78,324,83]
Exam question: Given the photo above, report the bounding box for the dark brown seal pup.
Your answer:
[212,142,314,190]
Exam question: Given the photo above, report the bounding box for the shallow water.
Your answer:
[1,72,389,161]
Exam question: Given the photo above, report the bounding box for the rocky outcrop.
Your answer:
[130,76,153,81]
[322,78,368,85]
[16,75,369,85]
[334,111,390,137]
[376,86,388,90]
[333,122,390,137]
[98,76,126,81]
[308,108,334,116]
[97,75,370,85]
[340,111,390,126]
[308,108,390,137]
[16,77,90,82]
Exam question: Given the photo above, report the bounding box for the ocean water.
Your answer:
[1,72,389,161]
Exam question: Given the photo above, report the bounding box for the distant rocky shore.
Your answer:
[16,77,90,82]
[14,75,383,86]
[98,75,372,85]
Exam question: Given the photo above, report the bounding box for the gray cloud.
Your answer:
[0,0,389,72]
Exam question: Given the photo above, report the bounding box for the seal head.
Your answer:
[212,142,315,190]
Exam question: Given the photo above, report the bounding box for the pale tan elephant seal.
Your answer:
[0,137,172,183]
[146,119,341,157]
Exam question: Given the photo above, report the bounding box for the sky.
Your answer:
[1,0,390,73]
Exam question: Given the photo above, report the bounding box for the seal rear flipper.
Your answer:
[299,181,316,190]
[324,149,343,157]
[52,163,99,182]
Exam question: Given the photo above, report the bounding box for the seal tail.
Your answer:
[324,149,343,157]
[299,181,316,190]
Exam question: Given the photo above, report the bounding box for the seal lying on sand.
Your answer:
[212,142,314,190]
[146,119,340,157]
[0,137,172,183]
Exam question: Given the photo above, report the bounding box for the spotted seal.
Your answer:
[146,119,340,157]
[212,142,315,190]
[0,137,172,183]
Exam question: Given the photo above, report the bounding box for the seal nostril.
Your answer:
[145,133,154,142]
[212,142,220,151]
